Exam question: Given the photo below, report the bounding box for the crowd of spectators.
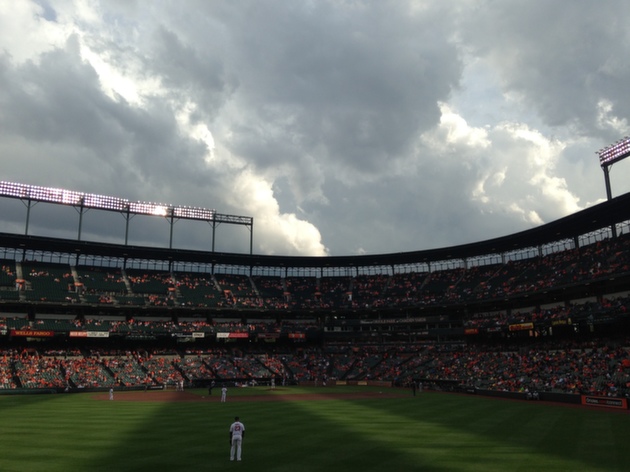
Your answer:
[3,233,629,310]
[142,353,185,387]
[1,338,630,398]
[405,340,630,398]
[13,354,66,388]
[62,356,114,388]
[463,295,630,330]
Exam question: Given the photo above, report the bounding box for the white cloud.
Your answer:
[228,170,328,256]
[596,99,630,136]
[420,103,490,166]
[422,104,581,227]
[500,122,581,215]
[508,203,544,225]
[0,1,70,63]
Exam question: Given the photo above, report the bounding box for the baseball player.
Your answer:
[221,386,227,402]
[229,416,245,461]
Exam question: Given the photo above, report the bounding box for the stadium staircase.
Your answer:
[249,276,262,302]
[69,266,86,303]
[15,262,26,302]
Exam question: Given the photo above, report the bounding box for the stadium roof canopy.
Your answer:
[0,192,629,270]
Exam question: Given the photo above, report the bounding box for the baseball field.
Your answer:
[0,386,628,472]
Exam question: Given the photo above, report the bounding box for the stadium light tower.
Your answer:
[597,136,630,239]
[0,182,254,254]
[597,136,630,200]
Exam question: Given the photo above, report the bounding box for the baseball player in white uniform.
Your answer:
[221,386,227,402]
[229,416,245,461]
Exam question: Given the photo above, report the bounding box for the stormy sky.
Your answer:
[1,0,629,257]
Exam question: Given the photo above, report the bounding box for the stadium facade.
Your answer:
[1,190,630,401]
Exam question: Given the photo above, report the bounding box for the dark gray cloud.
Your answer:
[221,1,460,174]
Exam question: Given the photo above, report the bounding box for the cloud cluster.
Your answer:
[1,1,629,256]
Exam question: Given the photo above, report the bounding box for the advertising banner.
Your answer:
[258,333,280,339]
[70,331,110,338]
[228,332,249,338]
[508,322,534,332]
[581,395,628,409]
[551,319,570,326]
[10,329,54,337]
[217,332,249,339]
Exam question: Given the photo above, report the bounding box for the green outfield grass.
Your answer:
[0,386,628,472]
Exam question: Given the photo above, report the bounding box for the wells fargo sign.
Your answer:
[10,329,54,337]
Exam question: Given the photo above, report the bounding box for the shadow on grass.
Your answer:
[329,391,630,471]
[76,390,449,472]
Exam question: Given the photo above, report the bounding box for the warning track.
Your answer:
[92,389,408,402]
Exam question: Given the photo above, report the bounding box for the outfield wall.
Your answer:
[298,380,392,388]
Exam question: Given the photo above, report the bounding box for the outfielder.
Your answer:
[221,386,227,402]
[229,416,245,461]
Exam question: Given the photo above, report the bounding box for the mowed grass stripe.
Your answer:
[251,399,401,472]
[295,393,627,471]
[291,396,557,471]
[1,395,171,472]
[422,394,627,471]
[0,388,629,471]
[415,393,628,471]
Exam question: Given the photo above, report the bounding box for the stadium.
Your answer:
[1,169,630,396]
[2,142,630,471]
